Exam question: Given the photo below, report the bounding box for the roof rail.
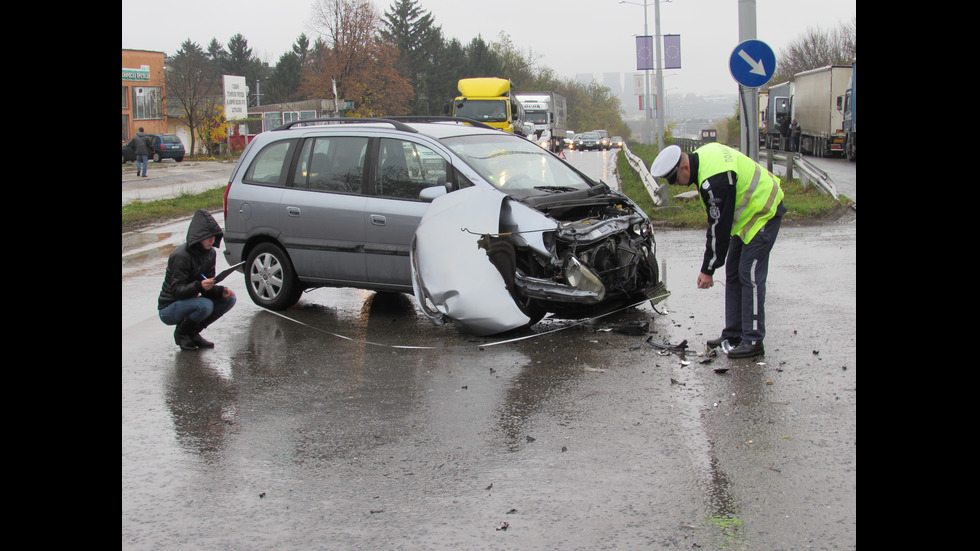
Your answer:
[382,116,496,130]
[272,117,418,133]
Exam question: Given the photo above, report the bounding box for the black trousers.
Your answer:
[721,211,783,344]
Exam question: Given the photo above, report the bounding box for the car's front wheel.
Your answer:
[245,242,303,310]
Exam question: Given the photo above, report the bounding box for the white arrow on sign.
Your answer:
[738,49,767,76]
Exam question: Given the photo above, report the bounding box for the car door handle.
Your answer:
[287,206,301,217]
[370,214,387,226]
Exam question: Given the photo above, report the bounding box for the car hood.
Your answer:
[411,186,535,336]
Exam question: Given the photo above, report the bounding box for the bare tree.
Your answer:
[770,19,856,84]
[166,39,221,156]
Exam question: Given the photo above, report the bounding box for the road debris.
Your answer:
[612,321,649,335]
[645,337,689,353]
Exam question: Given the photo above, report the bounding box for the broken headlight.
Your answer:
[564,256,606,301]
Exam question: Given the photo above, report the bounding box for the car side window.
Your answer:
[376,138,448,200]
[243,139,296,187]
[293,136,367,194]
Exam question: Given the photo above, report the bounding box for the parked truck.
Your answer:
[444,77,526,135]
[764,81,792,151]
[837,60,856,162]
[792,65,853,157]
[514,92,567,152]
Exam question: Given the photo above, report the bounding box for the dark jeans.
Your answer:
[159,295,236,326]
[135,154,149,176]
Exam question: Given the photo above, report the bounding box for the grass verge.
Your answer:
[122,186,225,233]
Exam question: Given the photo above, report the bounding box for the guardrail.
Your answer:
[766,151,839,200]
[621,144,667,206]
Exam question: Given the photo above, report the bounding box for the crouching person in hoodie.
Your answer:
[158,209,236,350]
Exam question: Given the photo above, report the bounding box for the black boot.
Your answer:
[174,319,199,351]
[727,340,764,359]
[189,326,215,348]
[189,314,218,348]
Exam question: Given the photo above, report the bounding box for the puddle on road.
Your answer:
[122,231,172,252]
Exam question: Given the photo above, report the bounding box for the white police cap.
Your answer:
[650,145,682,184]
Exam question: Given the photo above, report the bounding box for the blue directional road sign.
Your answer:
[729,39,776,88]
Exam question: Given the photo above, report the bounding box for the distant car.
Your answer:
[595,130,612,150]
[574,132,602,151]
[122,133,185,163]
[611,136,624,148]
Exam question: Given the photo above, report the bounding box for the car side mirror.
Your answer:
[419,185,448,202]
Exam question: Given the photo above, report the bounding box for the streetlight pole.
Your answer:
[620,0,665,151]
[653,0,665,151]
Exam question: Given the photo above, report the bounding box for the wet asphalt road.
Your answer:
[122,149,856,549]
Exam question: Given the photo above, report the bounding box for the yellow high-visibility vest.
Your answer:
[694,143,784,243]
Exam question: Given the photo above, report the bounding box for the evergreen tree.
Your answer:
[464,35,503,79]
[381,0,442,115]
[265,51,303,104]
[429,37,468,115]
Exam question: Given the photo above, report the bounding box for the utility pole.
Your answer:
[738,0,759,161]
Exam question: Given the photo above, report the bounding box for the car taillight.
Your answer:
[223,182,232,220]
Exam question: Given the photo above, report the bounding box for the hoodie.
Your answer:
[157,209,226,310]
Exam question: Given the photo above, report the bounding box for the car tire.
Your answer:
[245,242,303,310]
[154,152,163,162]
[176,156,184,162]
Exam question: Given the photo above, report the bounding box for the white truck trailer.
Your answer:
[792,65,853,157]
[515,92,567,152]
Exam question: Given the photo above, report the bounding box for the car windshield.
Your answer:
[443,134,593,192]
[161,135,181,144]
[453,99,509,123]
[524,112,548,124]
[582,132,599,139]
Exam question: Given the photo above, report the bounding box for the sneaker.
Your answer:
[707,335,741,349]
[727,341,764,359]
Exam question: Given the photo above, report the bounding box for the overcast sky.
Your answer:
[122,0,856,97]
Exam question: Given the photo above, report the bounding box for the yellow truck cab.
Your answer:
[445,78,527,135]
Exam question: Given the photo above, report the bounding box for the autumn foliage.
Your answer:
[302,0,413,116]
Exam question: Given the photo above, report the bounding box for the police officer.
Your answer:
[651,144,786,359]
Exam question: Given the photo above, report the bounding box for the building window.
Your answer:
[132,86,163,120]
[122,86,129,109]
[263,111,283,132]
[122,115,130,141]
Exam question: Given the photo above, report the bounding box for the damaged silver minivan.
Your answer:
[222,117,666,335]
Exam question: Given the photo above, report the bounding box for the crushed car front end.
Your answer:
[411,132,667,335]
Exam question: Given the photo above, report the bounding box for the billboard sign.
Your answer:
[223,75,249,121]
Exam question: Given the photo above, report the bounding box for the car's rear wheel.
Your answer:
[245,242,303,310]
